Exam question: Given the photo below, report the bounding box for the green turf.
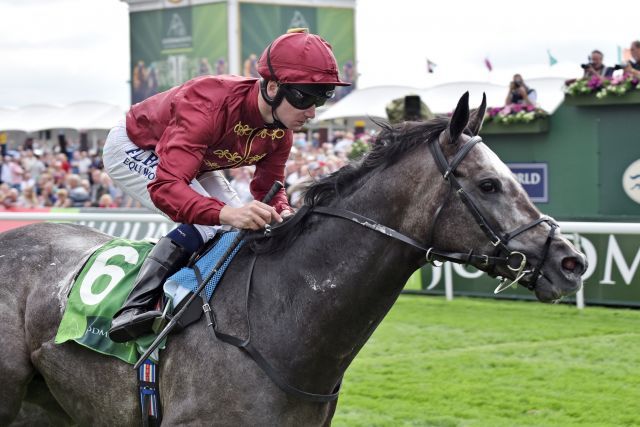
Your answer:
[332,295,640,427]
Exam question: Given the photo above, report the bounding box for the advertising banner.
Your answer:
[239,3,356,100]
[129,2,228,103]
[0,208,171,240]
[508,163,548,203]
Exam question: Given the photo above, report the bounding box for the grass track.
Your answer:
[333,295,640,427]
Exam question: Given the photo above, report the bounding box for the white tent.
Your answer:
[316,77,568,122]
[0,101,126,132]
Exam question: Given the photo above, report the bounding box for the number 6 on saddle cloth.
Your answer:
[54,231,244,365]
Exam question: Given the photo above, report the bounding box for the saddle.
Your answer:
[55,230,243,364]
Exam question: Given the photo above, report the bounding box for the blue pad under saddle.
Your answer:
[165,231,243,303]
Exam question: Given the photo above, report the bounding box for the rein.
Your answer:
[264,134,558,293]
[206,253,341,403]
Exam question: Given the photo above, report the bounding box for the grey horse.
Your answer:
[1,93,586,426]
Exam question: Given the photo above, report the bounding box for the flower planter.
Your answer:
[564,90,640,106]
[480,117,549,135]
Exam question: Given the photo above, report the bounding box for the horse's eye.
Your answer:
[479,179,499,193]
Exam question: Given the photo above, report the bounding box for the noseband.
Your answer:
[271,133,558,293]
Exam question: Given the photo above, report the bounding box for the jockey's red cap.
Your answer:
[258,28,351,86]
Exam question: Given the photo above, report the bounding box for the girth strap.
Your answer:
[207,254,342,403]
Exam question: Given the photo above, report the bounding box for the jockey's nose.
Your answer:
[305,106,316,119]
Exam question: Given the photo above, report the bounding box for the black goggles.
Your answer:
[280,84,335,110]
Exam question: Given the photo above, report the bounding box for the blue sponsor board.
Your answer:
[507,163,548,203]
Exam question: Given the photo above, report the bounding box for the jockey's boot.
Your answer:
[108,236,190,343]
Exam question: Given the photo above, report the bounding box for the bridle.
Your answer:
[426,133,558,293]
[277,132,559,294]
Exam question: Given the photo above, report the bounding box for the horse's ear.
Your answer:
[468,92,487,136]
[447,92,470,144]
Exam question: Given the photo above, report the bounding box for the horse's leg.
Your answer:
[321,401,338,427]
[19,374,74,426]
[0,305,34,424]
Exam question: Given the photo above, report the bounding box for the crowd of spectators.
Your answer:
[0,130,368,211]
[0,145,136,210]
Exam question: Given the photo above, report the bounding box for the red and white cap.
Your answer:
[258,28,351,86]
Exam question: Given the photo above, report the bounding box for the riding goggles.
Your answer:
[280,84,335,110]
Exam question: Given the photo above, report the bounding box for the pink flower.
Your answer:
[488,107,502,117]
[611,75,626,86]
[587,76,604,89]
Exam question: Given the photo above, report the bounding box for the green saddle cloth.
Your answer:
[55,238,165,364]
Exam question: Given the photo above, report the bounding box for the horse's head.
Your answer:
[424,92,586,302]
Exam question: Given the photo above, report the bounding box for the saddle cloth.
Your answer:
[55,233,242,364]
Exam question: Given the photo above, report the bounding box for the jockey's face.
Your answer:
[275,98,316,131]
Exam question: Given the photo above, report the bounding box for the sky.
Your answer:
[1,0,638,109]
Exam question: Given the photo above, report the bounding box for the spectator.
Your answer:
[624,40,640,78]
[89,169,109,206]
[53,188,71,208]
[38,181,56,207]
[287,164,311,207]
[65,174,91,207]
[17,186,39,209]
[20,150,36,177]
[582,50,614,79]
[19,172,36,193]
[56,153,70,173]
[1,187,19,209]
[0,156,11,185]
[6,156,24,190]
[71,150,93,179]
[98,194,118,208]
[505,74,537,106]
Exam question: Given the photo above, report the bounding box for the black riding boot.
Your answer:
[108,236,190,343]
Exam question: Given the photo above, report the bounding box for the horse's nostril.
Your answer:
[562,256,583,274]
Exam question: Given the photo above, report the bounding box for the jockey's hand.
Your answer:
[219,201,282,230]
[281,209,295,218]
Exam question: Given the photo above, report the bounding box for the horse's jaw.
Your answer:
[533,271,583,303]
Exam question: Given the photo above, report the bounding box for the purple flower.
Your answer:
[488,107,502,117]
[525,105,535,112]
[587,76,603,90]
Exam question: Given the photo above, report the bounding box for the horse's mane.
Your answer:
[250,115,451,254]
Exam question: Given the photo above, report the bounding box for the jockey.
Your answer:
[103,28,350,343]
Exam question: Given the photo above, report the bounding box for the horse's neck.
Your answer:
[255,160,438,394]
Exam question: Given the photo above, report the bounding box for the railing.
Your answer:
[1,212,639,308]
[0,212,171,222]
